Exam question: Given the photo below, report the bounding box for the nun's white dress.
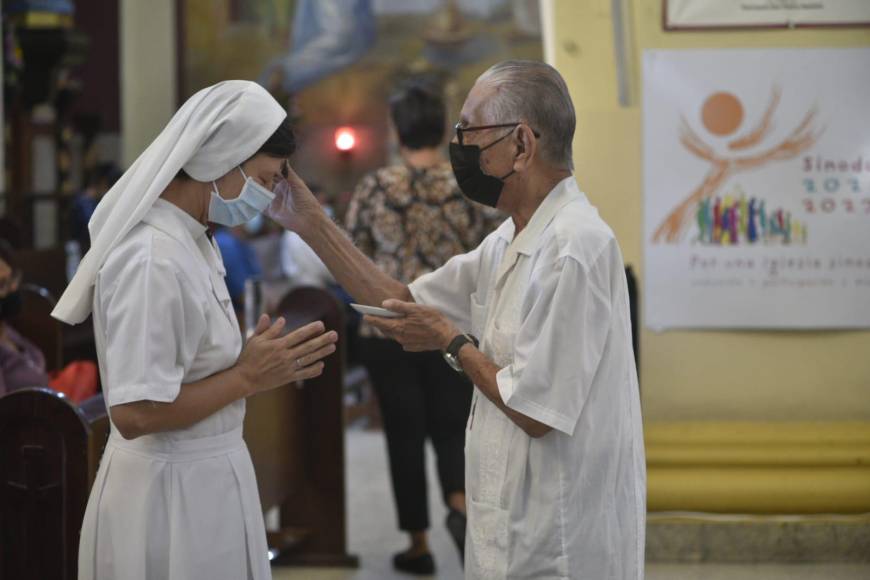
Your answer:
[78,199,271,580]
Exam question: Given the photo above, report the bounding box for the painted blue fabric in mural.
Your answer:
[5,0,74,14]
[260,0,376,94]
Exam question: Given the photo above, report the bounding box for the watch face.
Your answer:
[443,351,463,372]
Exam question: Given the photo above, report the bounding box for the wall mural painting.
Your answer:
[180,0,543,198]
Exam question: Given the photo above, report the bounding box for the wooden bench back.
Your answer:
[0,389,108,580]
[246,286,356,566]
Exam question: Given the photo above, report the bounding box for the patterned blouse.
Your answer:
[345,161,502,337]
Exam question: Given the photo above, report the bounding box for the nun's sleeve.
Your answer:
[99,255,207,407]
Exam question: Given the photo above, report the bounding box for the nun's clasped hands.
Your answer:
[234,315,338,392]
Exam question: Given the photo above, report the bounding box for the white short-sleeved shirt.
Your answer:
[94,198,244,435]
[410,177,646,580]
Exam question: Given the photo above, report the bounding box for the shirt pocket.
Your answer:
[209,274,236,325]
[489,321,516,369]
[205,277,243,361]
[466,496,509,576]
[470,291,487,338]
[468,405,517,507]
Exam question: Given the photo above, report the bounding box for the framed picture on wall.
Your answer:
[664,0,870,30]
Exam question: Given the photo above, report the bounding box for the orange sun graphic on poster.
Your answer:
[652,87,823,244]
[701,92,744,136]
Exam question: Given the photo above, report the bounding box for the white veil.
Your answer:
[52,80,287,324]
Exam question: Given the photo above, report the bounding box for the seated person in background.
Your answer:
[70,162,122,252]
[214,221,264,310]
[0,241,50,396]
[280,183,336,289]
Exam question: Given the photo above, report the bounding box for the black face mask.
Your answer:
[449,130,516,208]
[0,291,22,321]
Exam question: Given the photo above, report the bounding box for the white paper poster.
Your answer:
[643,48,870,330]
[665,0,870,29]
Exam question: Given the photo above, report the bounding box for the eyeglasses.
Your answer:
[454,122,540,146]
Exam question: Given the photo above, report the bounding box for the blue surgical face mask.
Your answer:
[208,167,275,227]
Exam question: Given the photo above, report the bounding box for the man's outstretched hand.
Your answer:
[364,300,460,352]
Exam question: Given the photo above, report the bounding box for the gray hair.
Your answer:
[477,60,575,170]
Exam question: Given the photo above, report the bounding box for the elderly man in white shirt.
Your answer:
[270,60,646,580]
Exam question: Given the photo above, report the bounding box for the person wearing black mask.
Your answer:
[0,240,50,396]
[268,60,645,580]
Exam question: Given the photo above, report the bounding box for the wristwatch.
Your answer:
[443,333,479,374]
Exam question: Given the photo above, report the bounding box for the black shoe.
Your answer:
[445,508,466,563]
[393,550,435,575]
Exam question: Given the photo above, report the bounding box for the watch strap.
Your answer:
[446,333,479,359]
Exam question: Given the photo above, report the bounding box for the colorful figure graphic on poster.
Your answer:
[747,197,758,243]
[693,187,808,246]
[653,87,823,244]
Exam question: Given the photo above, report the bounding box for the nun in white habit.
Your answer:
[52,80,339,580]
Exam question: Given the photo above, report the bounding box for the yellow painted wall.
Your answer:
[120,0,870,422]
[120,0,177,167]
[546,0,870,422]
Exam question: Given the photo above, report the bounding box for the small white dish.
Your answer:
[350,303,404,318]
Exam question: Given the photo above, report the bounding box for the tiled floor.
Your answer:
[272,564,870,580]
[271,429,870,580]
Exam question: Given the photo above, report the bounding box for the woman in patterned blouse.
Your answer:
[345,82,500,575]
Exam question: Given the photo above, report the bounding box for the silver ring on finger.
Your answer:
[296,357,304,368]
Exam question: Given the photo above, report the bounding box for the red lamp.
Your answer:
[335,127,356,152]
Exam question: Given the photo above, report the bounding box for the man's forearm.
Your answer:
[299,213,411,306]
[458,344,552,438]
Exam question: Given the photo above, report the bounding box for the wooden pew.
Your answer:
[16,247,67,299]
[11,283,97,379]
[247,286,358,567]
[0,389,108,580]
[14,284,63,372]
[0,285,357,576]
[13,246,98,369]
